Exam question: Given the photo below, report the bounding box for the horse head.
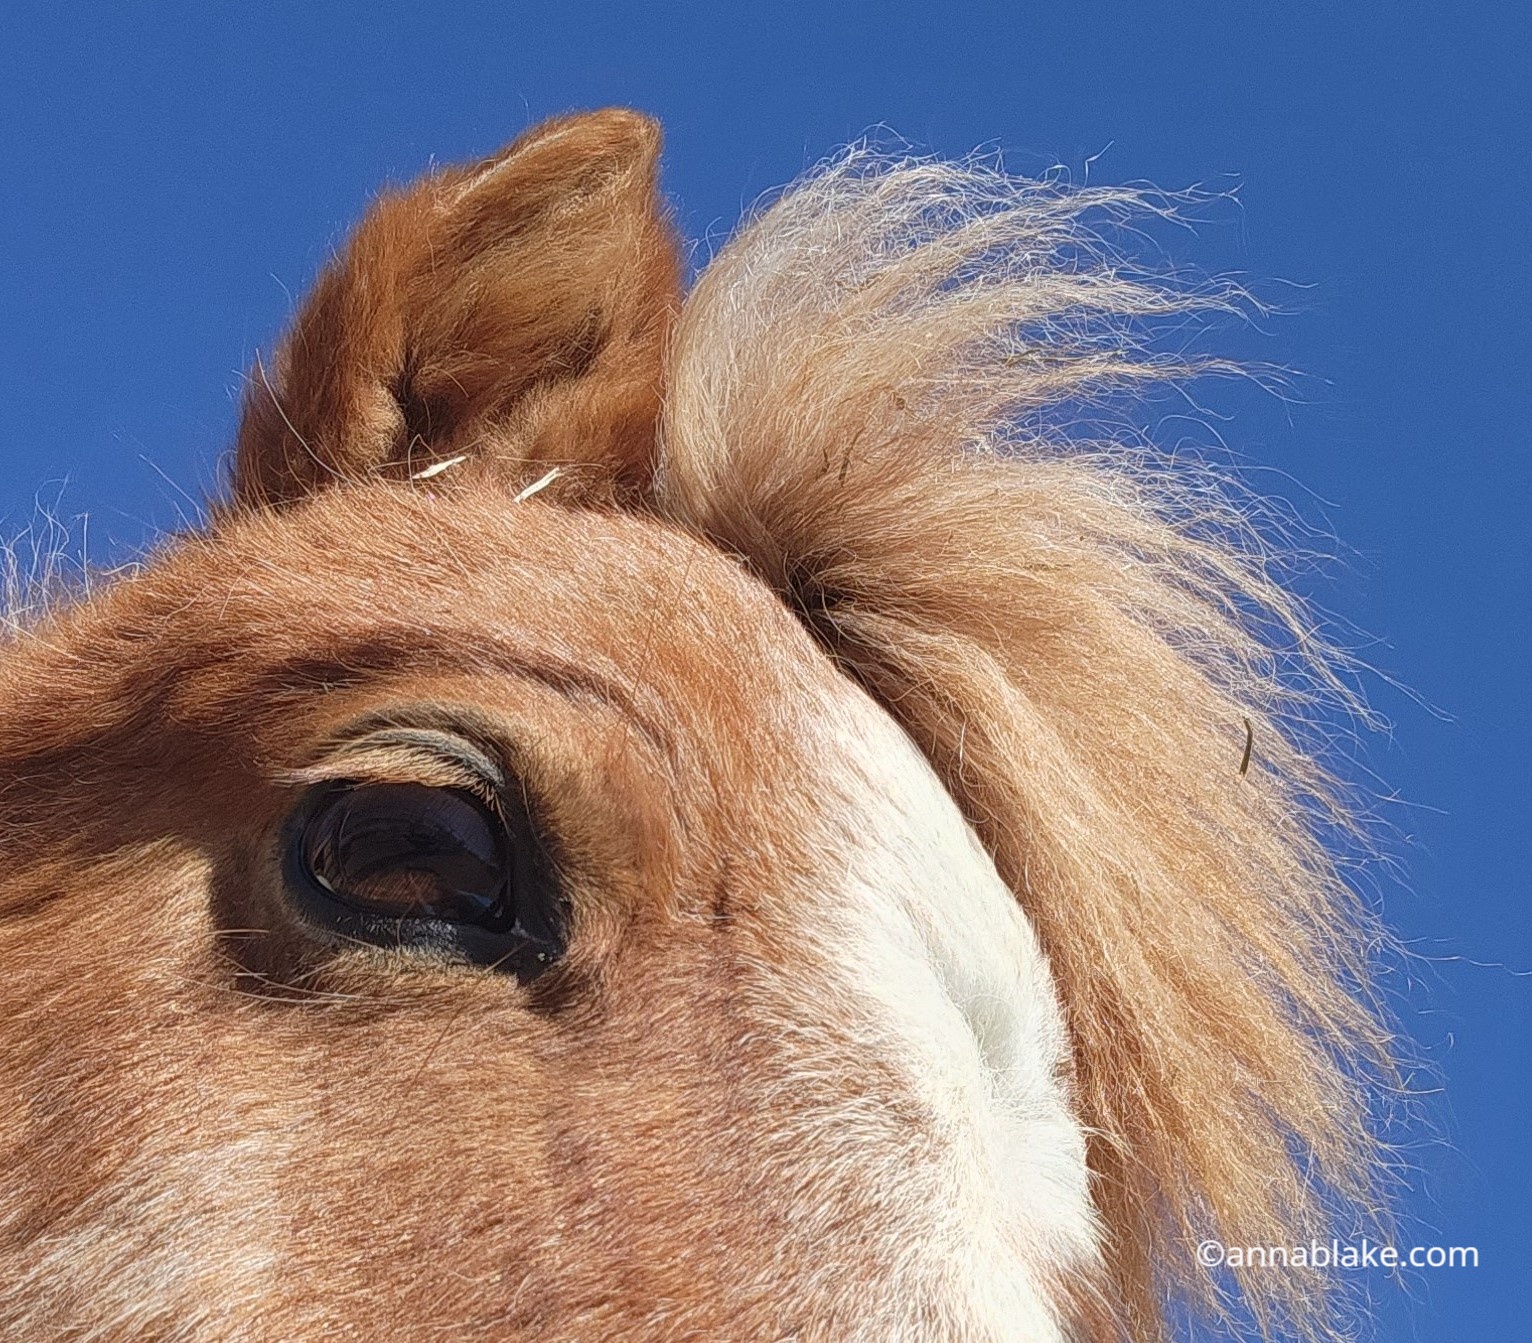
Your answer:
[0,110,1389,1341]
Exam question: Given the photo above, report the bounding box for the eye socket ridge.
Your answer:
[283,773,565,979]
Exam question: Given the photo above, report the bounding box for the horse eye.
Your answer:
[284,769,566,979]
[299,783,511,929]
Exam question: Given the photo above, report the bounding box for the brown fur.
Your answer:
[231,109,681,509]
[0,110,1390,1341]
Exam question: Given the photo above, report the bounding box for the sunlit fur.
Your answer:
[0,110,1389,1342]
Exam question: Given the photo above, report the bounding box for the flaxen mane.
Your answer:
[659,150,1393,1340]
[0,110,1391,1342]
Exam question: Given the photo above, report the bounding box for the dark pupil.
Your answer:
[303,783,508,927]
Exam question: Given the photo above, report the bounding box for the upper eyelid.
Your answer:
[284,726,507,802]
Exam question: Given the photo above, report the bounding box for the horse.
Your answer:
[0,109,1392,1342]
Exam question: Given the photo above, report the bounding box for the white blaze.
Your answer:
[796,678,1098,1341]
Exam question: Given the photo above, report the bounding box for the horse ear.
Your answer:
[230,109,681,510]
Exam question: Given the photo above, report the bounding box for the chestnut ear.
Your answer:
[230,109,681,509]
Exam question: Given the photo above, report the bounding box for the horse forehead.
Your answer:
[0,491,824,823]
[92,492,842,816]
[221,487,720,606]
[76,489,819,747]
[223,489,799,673]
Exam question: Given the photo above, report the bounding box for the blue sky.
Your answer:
[2,3,1526,1338]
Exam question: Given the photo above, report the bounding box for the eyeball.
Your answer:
[285,778,564,979]
[300,783,511,928]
